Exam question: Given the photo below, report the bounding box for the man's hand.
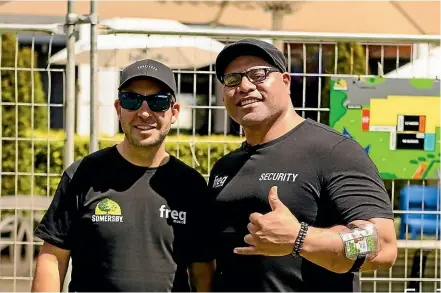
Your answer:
[234,186,301,256]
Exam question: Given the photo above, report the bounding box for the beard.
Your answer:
[121,122,168,148]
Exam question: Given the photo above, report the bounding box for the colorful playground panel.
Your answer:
[330,77,440,180]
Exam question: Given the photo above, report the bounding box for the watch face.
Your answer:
[343,240,359,260]
[341,227,378,260]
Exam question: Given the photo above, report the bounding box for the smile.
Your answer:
[237,98,260,107]
[135,125,155,130]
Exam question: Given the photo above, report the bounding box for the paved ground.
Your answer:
[0,256,34,292]
[0,280,32,292]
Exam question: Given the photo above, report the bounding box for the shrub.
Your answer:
[1,33,47,196]
[4,131,243,196]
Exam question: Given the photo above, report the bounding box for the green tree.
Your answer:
[1,33,48,196]
[321,42,367,125]
[335,42,367,76]
[98,199,112,214]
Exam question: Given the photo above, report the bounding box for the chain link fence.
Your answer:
[0,21,440,292]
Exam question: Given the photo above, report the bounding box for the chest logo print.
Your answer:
[259,172,299,182]
[212,175,228,188]
[92,198,124,223]
[159,205,187,224]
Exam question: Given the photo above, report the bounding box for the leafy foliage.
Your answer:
[1,33,48,195]
[1,131,242,196]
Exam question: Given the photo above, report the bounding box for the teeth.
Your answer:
[240,99,259,106]
[136,126,151,130]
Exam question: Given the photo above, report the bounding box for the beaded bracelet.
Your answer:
[291,222,309,257]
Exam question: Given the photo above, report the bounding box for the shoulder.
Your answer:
[303,120,371,159]
[64,146,117,180]
[83,145,119,163]
[300,119,347,145]
[167,156,207,183]
[295,119,364,157]
[63,159,83,180]
[163,156,210,200]
[210,146,244,173]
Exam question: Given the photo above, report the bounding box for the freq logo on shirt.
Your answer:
[159,205,187,224]
[212,175,228,188]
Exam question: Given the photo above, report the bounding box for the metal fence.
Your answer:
[0,18,440,293]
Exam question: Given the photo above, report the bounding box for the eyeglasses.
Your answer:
[221,66,280,87]
[118,92,174,112]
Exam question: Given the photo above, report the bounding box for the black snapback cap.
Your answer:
[215,38,287,82]
[118,59,177,94]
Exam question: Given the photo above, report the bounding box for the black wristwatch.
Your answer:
[346,223,366,273]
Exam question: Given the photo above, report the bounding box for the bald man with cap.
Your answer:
[209,38,397,292]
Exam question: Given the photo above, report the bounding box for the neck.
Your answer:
[243,107,305,146]
[117,138,169,167]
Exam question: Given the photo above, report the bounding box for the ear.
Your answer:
[282,72,291,87]
[170,102,180,124]
[282,72,291,95]
[114,99,122,120]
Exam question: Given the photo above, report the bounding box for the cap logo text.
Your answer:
[137,64,158,71]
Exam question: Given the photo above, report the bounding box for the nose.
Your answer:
[237,75,256,93]
[137,100,151,118]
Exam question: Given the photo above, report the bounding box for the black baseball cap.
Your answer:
[215,38,287,82]
[118,59,177,95]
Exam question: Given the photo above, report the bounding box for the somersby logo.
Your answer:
[159,205,187,224]
[92,198,124,223]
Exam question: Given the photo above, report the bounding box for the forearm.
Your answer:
[189,261,216,292]
[31,253,69,292]
[300,223,395,274]
[299,225,351,273]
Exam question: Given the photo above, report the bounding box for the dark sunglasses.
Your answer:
[221,66,280,87]
[118,92,174,112]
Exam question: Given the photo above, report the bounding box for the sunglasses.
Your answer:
[118,92,174,112]
[221,66,280,87]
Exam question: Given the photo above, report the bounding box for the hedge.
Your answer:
[1,33,48,197]
[1,131,243,196]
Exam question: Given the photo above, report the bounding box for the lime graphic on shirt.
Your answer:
[95,198,122,215]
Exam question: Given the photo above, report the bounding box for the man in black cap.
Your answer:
[209,39,398,291]
[32,59,215,292]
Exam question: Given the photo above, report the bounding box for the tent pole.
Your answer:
[89,0,99,153]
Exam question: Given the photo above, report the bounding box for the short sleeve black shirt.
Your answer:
[35,146,214,292]
[208,119,393,292]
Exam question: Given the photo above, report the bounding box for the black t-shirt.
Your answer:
[208,119,393,292]
[35,146,214,292]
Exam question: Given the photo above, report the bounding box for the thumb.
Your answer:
[268,186,284,211]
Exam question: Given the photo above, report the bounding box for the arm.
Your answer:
[235,138,397,274]
[301,138,397,273]
[32,169,79,289]
[235,189,397,273]
[300,139,397,273]
[189,260,216,292]
[187,172,218,291]
[31,242,71,292]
